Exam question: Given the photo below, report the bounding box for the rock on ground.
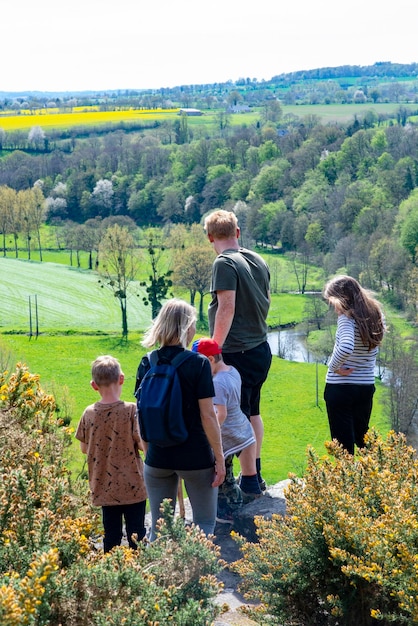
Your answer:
[142,480,291,625]
[211,480,290,625]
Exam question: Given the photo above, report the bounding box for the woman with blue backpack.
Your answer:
[134,298,226,541]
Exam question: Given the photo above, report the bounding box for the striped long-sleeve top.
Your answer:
[325,314,378,385]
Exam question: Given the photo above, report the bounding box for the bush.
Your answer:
[50,503,222,626]
[0,363,223,625]
[232,430,418,625]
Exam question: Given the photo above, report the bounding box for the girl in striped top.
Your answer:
[323,275,385,454]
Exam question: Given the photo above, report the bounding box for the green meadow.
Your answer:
[0,257,151,333]
[1,102,409,135]
[0,256,390,482]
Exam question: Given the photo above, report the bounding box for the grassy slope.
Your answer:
[0,257,152,333]
[0,256,390,481]
[0,255,312,333]
[0,103,409,132]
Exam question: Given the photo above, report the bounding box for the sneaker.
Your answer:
[216,512,234,524]
[241,491,263,505]
[258,476,267,492]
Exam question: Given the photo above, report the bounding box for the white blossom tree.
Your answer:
[28,126,45,149]
[91,179,114,217]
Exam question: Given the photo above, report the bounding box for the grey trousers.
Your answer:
[144,464,218,541]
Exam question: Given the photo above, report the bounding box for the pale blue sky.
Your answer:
[2,0,417,92]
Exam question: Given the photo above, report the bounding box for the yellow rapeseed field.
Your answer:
[0,107,179,131]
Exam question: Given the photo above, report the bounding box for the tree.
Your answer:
[141,235,173,319]
[247,200,286,246]
[382,331,418,436]
[45,182,68,221]
[28,126,45,150]
[91,179,114,217]
[290,244,311,294]
[215,110,230,135]
[174,114,189,144]
[369,237,409,293]
[369,88,381,103]
[303,293,328,331]
[305,221,326,253]
[173,245,213,321]
[32,182,46,261]
[16,189,34,260]
[227,90,242,107]
[98,224,140,339]
[0,186,16,256]
[59,220,79,266]
[157,186,184,222]
[400,205,418,262]
[77,219,102,269]
[250,161,290,203]
[8,188,22,258]
[45,196,68,221]
[261,99,282,123]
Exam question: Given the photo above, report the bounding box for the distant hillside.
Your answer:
[269,61,418,83]
[1,62,417,99]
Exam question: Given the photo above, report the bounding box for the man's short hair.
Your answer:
[204,209,238,239]
[91,355,121,387]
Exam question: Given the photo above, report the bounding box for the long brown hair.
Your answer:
[323,275,385,350]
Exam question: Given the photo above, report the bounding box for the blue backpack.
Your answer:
[135,349,193,447]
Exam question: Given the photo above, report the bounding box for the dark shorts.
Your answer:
[223,341,272,418]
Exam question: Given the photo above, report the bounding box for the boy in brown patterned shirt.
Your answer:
[76,355,147,552]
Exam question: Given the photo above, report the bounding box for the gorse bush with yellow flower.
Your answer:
[0,363,222,625]
[232,429,418,625]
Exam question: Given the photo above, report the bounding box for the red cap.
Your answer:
[192,337,222,356]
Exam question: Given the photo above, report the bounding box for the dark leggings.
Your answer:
[324,383,375,455]
[102,501,146,552]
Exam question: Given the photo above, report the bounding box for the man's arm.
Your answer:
[212,289,235,348]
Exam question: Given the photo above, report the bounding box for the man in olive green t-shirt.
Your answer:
[204,209,272,492]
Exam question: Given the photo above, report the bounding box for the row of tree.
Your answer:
[1,189,416,436]
[2,62,418,113]
[1,103,417,321]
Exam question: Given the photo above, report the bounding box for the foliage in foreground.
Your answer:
[0,363,222,625]
[232,430,418,625]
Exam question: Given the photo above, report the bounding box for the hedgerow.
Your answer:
[232,429,418,625]
[0,363,222,625]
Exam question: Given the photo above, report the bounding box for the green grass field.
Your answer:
[0,257,151,333]
[0,254,315,333]
[282,102,412,123]
[0,102,409,134]
[0,255,391,483]
[1,330,389,483]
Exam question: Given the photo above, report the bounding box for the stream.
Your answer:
[268,328,389,382]
[267,329,314,363]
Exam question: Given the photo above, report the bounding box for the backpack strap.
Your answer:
[148,350,159,367]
